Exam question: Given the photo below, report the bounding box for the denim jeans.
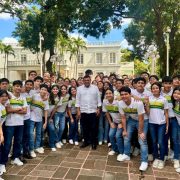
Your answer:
[1,125,24,164]
[149,123,166,161]
[54,112,66,142]
[124,117,148,162]
[164,117,179,160]
[109,124,124,154]
[29,120,43,151]
[178,124,180,160]
[23,119,31,154]
[69,114,78,142]
[98,112,109,142]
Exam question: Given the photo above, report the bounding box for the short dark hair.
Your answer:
[34,76,43,82]
[162,76,172,83]
[151,82,162,91]
[149,75,159,81]
[25,80,34,85]
[172,74,180,80]
[0,89,9,97]
[83,75,91,79]
[28,70,37,76]
[141,72,150,77]
[40,84,48,90]
[85,69,93,76]
[136,77,146,84]
[116,78,124,84]
[0,78,9,84]
[105,88,114,94]
[119,86,131,94]
[13,80,23,87]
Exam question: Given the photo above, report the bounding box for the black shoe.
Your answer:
[19,156,27,164]
[23,153,33,159]
[80,142,89,148]
[92,144,97,150]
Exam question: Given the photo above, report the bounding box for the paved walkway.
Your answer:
[2,144,180,180]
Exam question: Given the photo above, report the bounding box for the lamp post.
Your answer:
[39,32,44,77]
[166,28,171,76]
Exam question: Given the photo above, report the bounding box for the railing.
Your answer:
[8,60,39,66]
[87,41,121,46]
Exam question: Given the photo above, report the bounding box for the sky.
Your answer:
[0,12,132,49]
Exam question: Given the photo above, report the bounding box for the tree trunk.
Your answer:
[46,48,54,72]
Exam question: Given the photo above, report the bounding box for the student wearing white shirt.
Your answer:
[118,86,148,171]
[76,75,101,150]
[146,82,169,169]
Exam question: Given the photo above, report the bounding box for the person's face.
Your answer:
[92,80,97,86]
[105,90,114,101]
[64,79,70,86]
[163,82,172,92]
[141,73,149,82]
[77,79,83,86]
[95,76,101,82]
[57,79,64,87]
[99,73,104,79]
[173,77,179,87]
[43,73,50,82]
[51,75,56,83]
[0,82,9,90]
[0,93,8,105]
[150,77,158,84]
[120,91,131,103]
[136,80,145,91]
[52,86,59,95]
[71,80,77,87]
[13,84,22,94]
[103,77,109,83]
[112,79,116,87]
[104,82,110,90]
[173,90,180,101]
[83,78,91,87]
[151,84,160,96]
[97,82,103,90]
[61,86,67,95]
[124,78,130,87]
[34,80,42,88]
[116,81,123,90]
[71,88,77,96]
[29,72,37,80]
[40,87,48,96]
[25,82,33,92]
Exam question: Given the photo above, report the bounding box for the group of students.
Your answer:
[0,70,179,179]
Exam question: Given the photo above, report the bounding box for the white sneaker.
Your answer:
[0,164,6,176]
[51,148,56,152]
[62,139,66,144]
[59,141,64,146]
[104,140,107,144]
[176,167,180,173]
[108,150,116,156]
[35,148,44,154]
[164,156,168,161]
[11,158,23,166]
[108,143,111,147]
[30,151,36,158]
[152,159,159,168]
[55,142,62,149]
[69,139,74,145]
[117,154,123,161]
[139,162,148,171]
[98,141,102,145]
[148,154,153,162]
[0,177,4,180]
[132,147,140,156]
[174,159,180,169]
[117,154,130,161]
[40,147,44,152]
[157,160,165,169]
[75,141,79,146]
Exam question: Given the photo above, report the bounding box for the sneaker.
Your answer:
[11,158,23,166]
[0,177,4,180]
[117,154,130,161]
[69,139,74,145]
[117,154,123,161]
[51,148,56,152]
[152,159,159,168]
[62,139,66,144]
[35,148,44,154]
[30,151,37,158]
[157,160,165,169]
[148,154,153,162]
[164,156,168,161]
[40,147,44,152]
[55,142,62,149]
[108,143,111,147]
[169,150,174,160]
[176,167,180,173]
[59,141,64,146]
[139,162,148,171]
[104,140,108,144]
[132,147,140,156]
[0,164,6,176]
[108,150,116,156]
[74,141,79,146]
[174,159,180,169]
[98,141,102,145]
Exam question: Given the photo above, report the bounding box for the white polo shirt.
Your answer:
[119,97,145,120]
[56,94,69,113]
[68,97,77,115]
[149,95,168,124]
[103,99,121,124]
[48,96,60,117]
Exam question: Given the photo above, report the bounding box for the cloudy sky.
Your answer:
[0,12,132,49]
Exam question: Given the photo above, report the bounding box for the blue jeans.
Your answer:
[109,124,124,154]
[54,112,66,142]
[124,118,148,162]
[29,120,43,151]
[23,119,31,154]
[1,125,24,164]
[98,112,109,142]
[149,123,166,161]
[178,125,180,160]
[69,114,78,142]
[47,120,58,148]
[165,117,179,159]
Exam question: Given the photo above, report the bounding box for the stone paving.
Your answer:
[2,144,180,180]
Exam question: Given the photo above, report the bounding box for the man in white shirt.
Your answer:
[76,75,101,150]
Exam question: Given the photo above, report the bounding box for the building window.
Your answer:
[78,72,83,77]
[110,53,116,64]
[78,54,84,64]
[96,53,102,64]
[21,54,27,64]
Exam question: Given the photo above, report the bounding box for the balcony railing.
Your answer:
[8,60,39,66]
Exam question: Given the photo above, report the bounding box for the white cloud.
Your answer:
[0,13,12,20]
[2,37,18,45]
[120,39,133,50]
[121,18,132,26]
